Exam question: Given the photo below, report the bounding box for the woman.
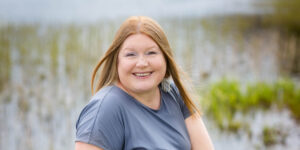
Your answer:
[75,16,214,150]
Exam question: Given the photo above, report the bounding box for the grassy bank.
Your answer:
[200,78,300,146]
[201,78,300,131]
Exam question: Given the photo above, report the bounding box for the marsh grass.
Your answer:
[259,0,300,35]
[0,25,11,92]
[201,78,300,133]
[200,9,300,77]
[262,125,288,147]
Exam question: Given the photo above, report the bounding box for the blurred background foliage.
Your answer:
[201,78,300,131]
[266,0,300,35]
[0,0,300,150]
[197,1,300,147]
[201,0,300,77]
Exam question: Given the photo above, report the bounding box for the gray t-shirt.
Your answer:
[76,84,191,150]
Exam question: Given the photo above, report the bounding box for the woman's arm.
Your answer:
[75,142,103,150]
[185,114,214,150]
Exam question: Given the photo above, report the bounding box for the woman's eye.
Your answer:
[147,51,157,55]
[125,53,136,57]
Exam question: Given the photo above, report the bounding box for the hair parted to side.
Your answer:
[91,16,200,115]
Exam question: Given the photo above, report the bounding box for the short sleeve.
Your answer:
[75,88,124,150]
[169,83,191,119]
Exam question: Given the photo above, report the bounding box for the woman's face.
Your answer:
[117,33,166,95]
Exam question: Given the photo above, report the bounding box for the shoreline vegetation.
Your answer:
[200,78,300,127]
[199,78,300,147]
[199,78,300,146]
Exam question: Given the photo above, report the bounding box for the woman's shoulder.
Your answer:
[87,85,127,111]
[78,86,126,120]
[76,85,126,149]
[91,85,116,102]
[76,85,126,130]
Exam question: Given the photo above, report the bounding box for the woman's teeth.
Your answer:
[134,73,151,77]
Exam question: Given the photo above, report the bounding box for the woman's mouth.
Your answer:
[133,72,153,78]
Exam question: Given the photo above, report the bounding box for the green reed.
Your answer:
[201,78,300,131]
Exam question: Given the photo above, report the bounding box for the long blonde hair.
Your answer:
[91,16,200,114]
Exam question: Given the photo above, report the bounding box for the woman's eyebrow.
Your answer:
[146,45,159,50]
[122,47,135,51]
[122,45,159,51]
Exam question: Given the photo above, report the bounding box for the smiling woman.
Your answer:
[75,16,214,150]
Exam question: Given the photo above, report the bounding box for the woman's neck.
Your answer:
[116,82,161,110]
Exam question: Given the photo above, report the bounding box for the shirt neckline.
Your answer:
[112,85,165,112]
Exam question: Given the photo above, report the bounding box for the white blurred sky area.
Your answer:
[0,0,261,24]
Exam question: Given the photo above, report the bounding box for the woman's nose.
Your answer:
[136,56,148,67]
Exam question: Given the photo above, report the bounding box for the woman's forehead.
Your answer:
[121,34,159,50]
